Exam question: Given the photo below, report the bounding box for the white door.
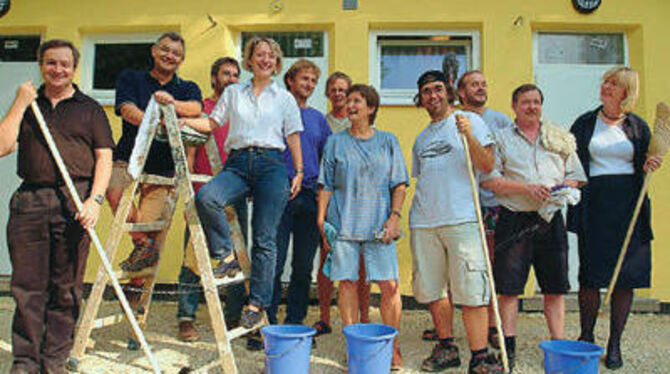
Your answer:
[239,31,329,283]
[534,32,627,291]
[0,35,42,276]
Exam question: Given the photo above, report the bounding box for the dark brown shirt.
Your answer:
[18,85,115,185]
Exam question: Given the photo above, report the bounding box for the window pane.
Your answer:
[93,43,153,90]
[241,32,324,58]
[0,36,40,62]
[380,44,467,90]
[537,33,624,64]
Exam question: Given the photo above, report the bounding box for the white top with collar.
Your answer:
[209,81,303,153]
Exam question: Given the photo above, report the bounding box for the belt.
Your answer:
[229,146,281,156]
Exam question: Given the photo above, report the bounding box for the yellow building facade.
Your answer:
[0,0,668,301]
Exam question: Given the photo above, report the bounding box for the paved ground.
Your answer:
[0,296,668,373]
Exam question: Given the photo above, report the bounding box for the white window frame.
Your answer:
[81,32,161,106]
[369,29,480,106]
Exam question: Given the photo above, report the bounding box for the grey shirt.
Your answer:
[478,108,513,207]
[318,130,409,241]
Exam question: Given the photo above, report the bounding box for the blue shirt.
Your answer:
[283,107,331,190]
[114,70,202,177]
[318,130,409,241]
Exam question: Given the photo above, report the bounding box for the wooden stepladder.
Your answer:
[69,102,267,373]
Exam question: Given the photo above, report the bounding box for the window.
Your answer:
[370,30,480,105]
[536,33,625,65]
[81,33,160,105]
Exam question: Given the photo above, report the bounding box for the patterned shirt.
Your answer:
[481,122,587,212]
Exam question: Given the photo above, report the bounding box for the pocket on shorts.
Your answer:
[456,259,490,306]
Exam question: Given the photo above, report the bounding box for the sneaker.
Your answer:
[421,343,461,372]
[178,321,200,342]
[246,330,264,351]
[212,257,241,279]
[468,353,503,374]
[120,240,158,272]
[241,307,263,329]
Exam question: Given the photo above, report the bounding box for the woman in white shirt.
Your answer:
[183,37,303,328]
[568,67,662,369]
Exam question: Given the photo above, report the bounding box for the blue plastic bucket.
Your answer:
[261,325,316,374]
[343,323,398,374]
[539,340,604,374]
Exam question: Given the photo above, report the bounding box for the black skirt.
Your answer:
[578,174,651,289]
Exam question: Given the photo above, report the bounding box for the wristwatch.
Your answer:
[92,194,105,205]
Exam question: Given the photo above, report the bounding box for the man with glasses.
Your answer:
[106,32,202,281]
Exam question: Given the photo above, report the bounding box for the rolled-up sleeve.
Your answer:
[318,137,335,191]
[564,151,587,183]
[282,93,303,137]
[209,87,231,126]
[389,135,409,188]
[480,138,504,182]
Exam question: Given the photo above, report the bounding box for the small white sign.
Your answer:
[294,38,312,50]
[4,40,18,50]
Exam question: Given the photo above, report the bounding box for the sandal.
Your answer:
[312,320,332,337]
[422,328,438,341]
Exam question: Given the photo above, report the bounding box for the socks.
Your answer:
[471,347,488,359]
[439,337,455,348]
[505,336,516,353]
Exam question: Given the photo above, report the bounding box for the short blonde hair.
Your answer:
[242,37,283,76]
[603,66,639,113]
[283,59,321,88]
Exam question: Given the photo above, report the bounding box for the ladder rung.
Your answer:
[139,174,175,185]
[115,267,157,280]
[191,174,213,184]
[92,314,125,329]
[123,221,168,232]
[227,323,263,341]
[213,272,246,287]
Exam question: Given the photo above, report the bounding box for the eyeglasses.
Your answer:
[156,44,184,59]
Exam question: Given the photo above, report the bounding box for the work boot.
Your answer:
[421,343,460,372]
[120,239,158,272]
[178,320,200,342]
[468,352,503,374]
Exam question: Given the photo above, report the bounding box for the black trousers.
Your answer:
[7,181,91,373]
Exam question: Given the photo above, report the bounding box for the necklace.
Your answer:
[600,108,625,121]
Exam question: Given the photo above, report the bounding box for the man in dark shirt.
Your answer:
[0,39,114,374]
[107,32,202,273]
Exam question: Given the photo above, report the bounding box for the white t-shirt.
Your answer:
[589,116,634,176]
[410,110,494,228]
[209,81,303,153]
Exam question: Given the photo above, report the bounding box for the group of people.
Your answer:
[0,32,662,374]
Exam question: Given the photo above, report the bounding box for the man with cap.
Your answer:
[410,70,502,373]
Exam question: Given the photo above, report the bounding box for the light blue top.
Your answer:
[479,108,513,207]
[410,110,494,228]
[318,129,409,241]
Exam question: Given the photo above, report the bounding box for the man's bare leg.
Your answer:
[544,294,565,340]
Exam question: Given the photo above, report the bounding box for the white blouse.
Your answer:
[588,116,634,176]
[209,81,303,153]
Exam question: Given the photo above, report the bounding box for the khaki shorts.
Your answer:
[410,222,490,306]
[108,160,173,224]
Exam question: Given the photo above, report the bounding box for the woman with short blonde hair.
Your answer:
[568,66,662,369]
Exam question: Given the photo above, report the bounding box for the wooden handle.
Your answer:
[460,133,509,373]
[603,173,652,306]
[30,102,162,373]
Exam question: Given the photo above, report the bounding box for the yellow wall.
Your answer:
[1,0,668,300]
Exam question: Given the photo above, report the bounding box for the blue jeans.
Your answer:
[267,189,319,324]
[195,148,289,308]
[177,200,248,322]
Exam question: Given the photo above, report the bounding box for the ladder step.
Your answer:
[190,174,213,184]
[93,314,125,329]
[115,267,157,280]
[213,272,246,287]
[123,221,168,232]
[227,323,264,341]
[139,174,175,186]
